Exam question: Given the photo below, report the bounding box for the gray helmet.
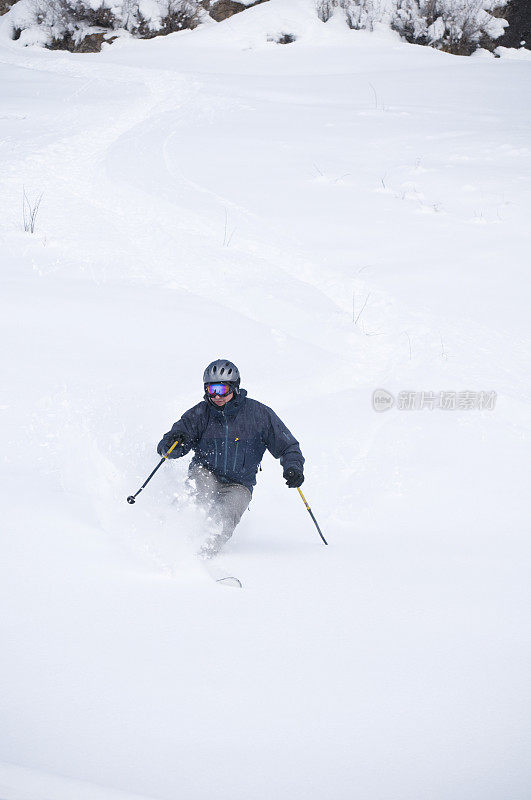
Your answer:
[203,359,240,387]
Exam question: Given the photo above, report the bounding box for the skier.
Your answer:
[157,359,304,558]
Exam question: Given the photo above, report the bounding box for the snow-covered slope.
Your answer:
[1,5,530,799]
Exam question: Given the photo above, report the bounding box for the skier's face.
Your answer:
[211,391,234,407]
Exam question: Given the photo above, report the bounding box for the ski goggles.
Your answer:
[206,382,233,397]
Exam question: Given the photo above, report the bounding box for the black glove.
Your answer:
[160,432,190,459]
[283,467,304,488]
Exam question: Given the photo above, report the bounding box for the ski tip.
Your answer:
[216,576,243,589]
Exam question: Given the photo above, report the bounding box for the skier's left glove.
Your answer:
[283,467,304,488]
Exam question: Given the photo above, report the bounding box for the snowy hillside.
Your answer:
[1,3,530,798]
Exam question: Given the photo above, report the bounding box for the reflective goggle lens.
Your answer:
[207,382,232,397]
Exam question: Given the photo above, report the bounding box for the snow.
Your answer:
[0,762,159,800]
[1,2,530,799]
[496,44,531,60]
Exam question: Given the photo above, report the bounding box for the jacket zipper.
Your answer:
[233,440,239,472]
[223,414,229,474]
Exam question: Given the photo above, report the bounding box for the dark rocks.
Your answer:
[502,0,530,49]
[209,0,246,21]
[276,32,296,43]
[47,31,117,52]
[209,0,268,22]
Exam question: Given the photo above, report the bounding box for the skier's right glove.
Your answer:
[158,432,190,459]
[283,467,304,488]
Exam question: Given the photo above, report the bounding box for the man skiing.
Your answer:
[157,359,304,558]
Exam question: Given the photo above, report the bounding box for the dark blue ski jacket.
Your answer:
[157,390,304,494]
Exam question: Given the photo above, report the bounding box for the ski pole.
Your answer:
[127,440,180,504]
[297,487,328,545]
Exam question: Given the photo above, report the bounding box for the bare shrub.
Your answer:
[160,0,200,32]
[317,0,383,31]
[130,0,200,37]
[316,0,335,22]
[342,0,382,30]
[34,0,114,29]
[392,0,430,43]
[23,188,43,234]
[31,0,118,48]
[317,0,507,53]
[29,0,201,50]
[391,0,508,54]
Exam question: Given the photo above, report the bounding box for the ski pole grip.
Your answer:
[164,439,180,458]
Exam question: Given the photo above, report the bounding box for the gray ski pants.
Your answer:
[188,464,251,557]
